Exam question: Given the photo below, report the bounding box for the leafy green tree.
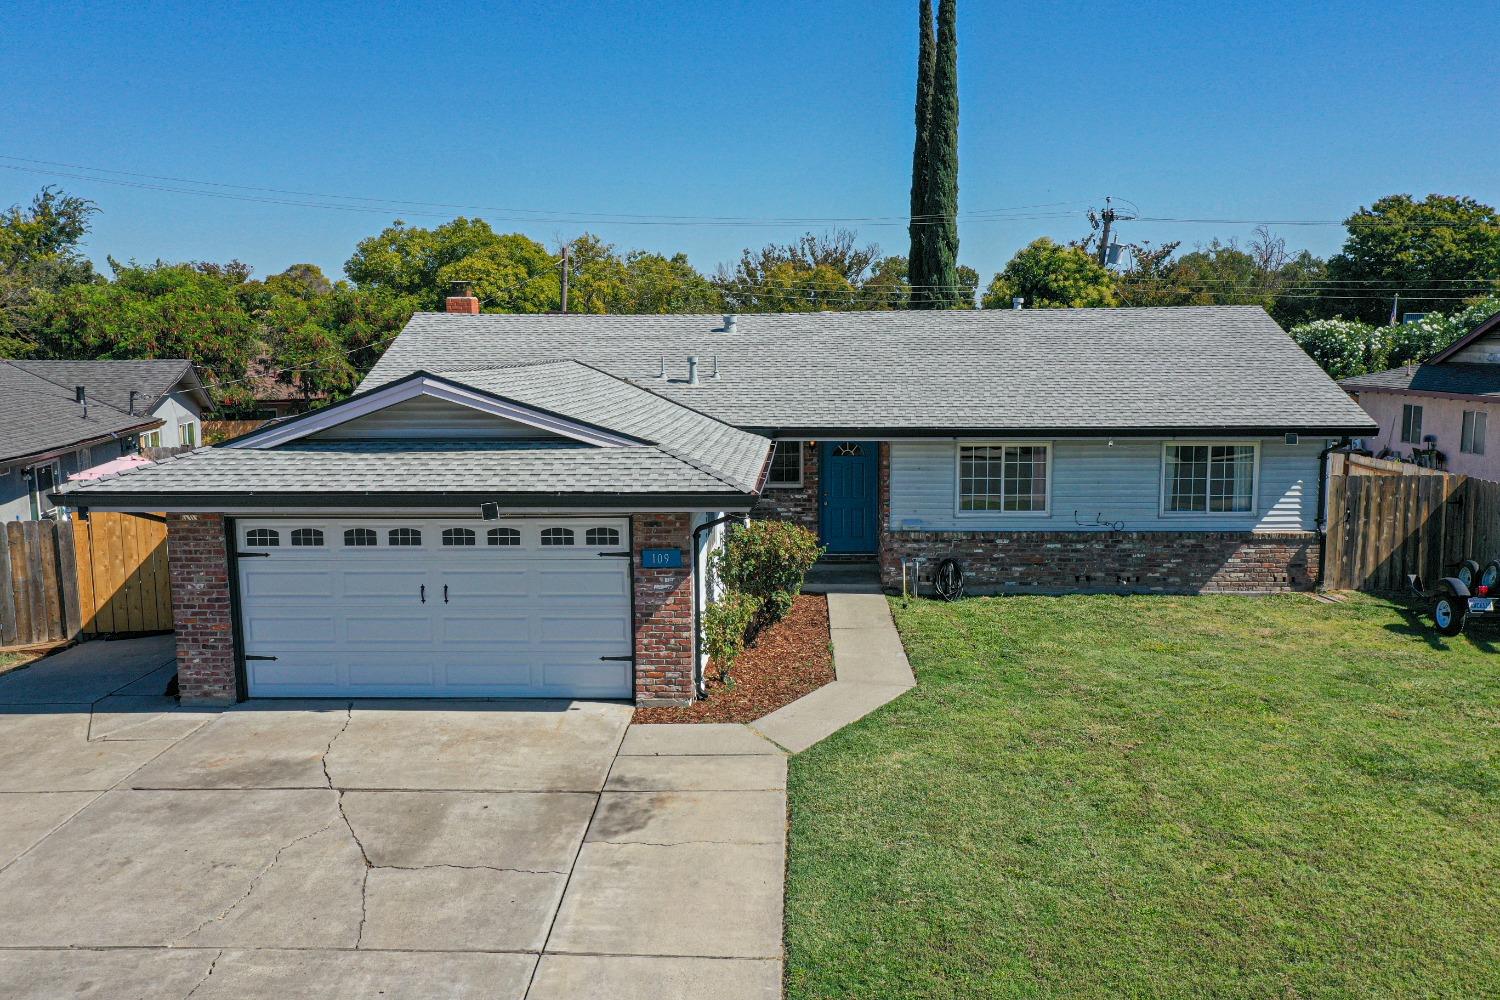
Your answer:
[860,256,977,310]
[716,231,879,312]
[621,250,722,313]
[908,0,960,309]
[1324,194,1500,324]
[435,234,560,313]
[345,217,516,309]
[983,238,1118,309]
[31,261,259,407]
[257,284,417,403]
[0,187,101,355]
[906,0,936,305]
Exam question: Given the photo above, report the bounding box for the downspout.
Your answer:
[1315,437,1353,590]
[691,512,749,698]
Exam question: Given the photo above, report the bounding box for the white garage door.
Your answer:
[235,518,633,698]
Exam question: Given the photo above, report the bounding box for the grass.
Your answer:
[785,593,1500,999]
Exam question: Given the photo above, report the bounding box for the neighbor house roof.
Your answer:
[7,359,212,413]
[0,360,163,466]
[362,306,1377,436]
[55,361,770,509]
[1341,363,1500,400]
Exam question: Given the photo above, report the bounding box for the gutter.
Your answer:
[691,512,749,698]
[1315,437,1353,590]
[3,418,164,469]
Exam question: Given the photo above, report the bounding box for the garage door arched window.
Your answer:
[442,527,477,547]
[540,527,575,546]
[245,528,280,547]
[290,528,324,547]
[343,528,377,547]
[388,527,422,546]
[488,527,521,546]
[585,527,620,547]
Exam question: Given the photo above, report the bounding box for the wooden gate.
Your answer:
[0,513,173,647]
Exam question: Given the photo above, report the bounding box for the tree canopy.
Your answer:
[907,0,961,309]
[982,238,1118,309]
[0,187,101,355]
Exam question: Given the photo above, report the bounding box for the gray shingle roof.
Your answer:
[0,361,164,465]
[7,359,210,413]
[363,306,1377,435]
[56,360,770,507]
[1341,363,1500,399]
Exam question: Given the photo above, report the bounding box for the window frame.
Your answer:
[441,527,478,547]
[1159,441,1261,517]
[1400,404,1424,445]
[487,526,521,547]
[343,527,378,547]
[290,527,325,547]
[387,527,423,547]
[953,441,1053,518]
[244,527,281,547]
[1462,409,1487,455]
[25,461,61,520]
[765,440,804,489]
[178,419,198,447]
[540,526,576,546]
[584,526,622,547]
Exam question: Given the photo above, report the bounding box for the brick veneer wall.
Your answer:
[165,512,238,705]
[880,529,1320,594]
[632,512,695,705]
[750,441,819,534]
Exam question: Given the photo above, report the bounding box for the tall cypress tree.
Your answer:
[928,0,960,307]
[907,0,936,308]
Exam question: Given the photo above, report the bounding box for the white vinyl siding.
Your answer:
[311,396,571,441]
[889,437,1320,533]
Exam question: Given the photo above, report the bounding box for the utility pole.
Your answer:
[560,243,570,313]
[1096,197,1116,267]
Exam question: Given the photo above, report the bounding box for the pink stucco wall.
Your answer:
[1349,389,1500,480]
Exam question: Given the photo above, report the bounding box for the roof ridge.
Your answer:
[3,359,152,421]
[566,358,750,435]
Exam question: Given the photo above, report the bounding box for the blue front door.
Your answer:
[820,441,878,553]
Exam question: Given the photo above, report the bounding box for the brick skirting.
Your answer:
[165,512,238,705]
[880,529,1320,594]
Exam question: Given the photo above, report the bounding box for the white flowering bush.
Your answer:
[1290,319,1385,379]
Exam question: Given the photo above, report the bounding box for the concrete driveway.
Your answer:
[0,638,784,999]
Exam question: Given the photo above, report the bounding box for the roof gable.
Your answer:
[1429,309,1500,365]
[0,361,164,465]
[226,371,646,450]
[7,359,211,412]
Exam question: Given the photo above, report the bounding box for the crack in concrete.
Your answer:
[321,703,373,949]
[181,948,222,999]
[176,823,337,943]
[321,702,354,789]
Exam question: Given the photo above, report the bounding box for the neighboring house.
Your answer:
[0,358,208,521]
[56,300,1373,707]
[1340,310,1500,479]
[244,356,327,418]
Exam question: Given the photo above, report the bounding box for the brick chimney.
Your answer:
[445,280,481,314]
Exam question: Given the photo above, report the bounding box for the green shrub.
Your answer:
[712,520,823,638]
[702,591,762,684]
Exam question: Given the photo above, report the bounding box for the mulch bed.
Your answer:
[634,593,834,724]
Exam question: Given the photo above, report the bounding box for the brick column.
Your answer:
[166,513,237,705]
[631,512,695,705]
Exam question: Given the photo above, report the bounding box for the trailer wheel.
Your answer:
[1480,560,1500,592]
[1457,559,1481,589]
[1433,592,1468,636]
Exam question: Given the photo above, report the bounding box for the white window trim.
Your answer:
[1158,441,1261,518]
[26,460,62,519]
[1461,409,1487,455]
[953,440,1053,518]
[765,440,804,489]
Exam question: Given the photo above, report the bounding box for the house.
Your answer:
[1340,310,1500,478]
[243,355,327,418]
[1,358,209,521]
[55,299,1374,707]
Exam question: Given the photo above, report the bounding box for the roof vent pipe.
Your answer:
[710,355,720,380]
[722,314,737,334]
[127,389,138,415]
[658,354,666,378]
[1012,296,1024,310]
[687,356,699,385]
[75,385,87,419]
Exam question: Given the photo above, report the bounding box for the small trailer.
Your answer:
[1414,558,1500,636]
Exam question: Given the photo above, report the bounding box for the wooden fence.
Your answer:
[0,513,173,647]
[1322,454,1500,592]
[203,419,265,444]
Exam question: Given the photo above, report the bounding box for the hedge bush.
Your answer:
[711,519,823,639]
[702,591,762,684]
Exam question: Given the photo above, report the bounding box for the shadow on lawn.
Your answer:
[1382,603,1500,654]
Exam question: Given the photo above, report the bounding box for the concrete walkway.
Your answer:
[751,593,916,753]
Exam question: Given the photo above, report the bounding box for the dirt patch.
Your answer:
[635,593,834,724]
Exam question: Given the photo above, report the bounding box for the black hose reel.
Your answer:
[932,558,965,601]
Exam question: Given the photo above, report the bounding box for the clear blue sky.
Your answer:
[2,0,1496,285]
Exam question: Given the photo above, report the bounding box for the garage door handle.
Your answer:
[245,654,278,661]
[443,585,449,603]
[420,585,426,604]
[599,655,634,662]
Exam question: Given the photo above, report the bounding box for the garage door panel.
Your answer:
[238,518,634,699]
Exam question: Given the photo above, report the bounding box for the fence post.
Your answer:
[0,524,15,646]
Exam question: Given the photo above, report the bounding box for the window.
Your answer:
[487,527,521,546]
[245,528,280,547]
[179,420,198,447]
[540,527,575,546]
[1401,404,1424,444]
[1164,444,1257,513]
[442,527,477,546]
[585,526,621,546]
[958,444,1049,513]
[388,527,422,546]
[290,528,324,547]
[766,442,803,487]
[1462,410,1487,455]
[834,443,864,457]
[142,430,162,448]
[343,527,378,547]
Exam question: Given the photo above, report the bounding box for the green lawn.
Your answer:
[785,593,1500,999]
